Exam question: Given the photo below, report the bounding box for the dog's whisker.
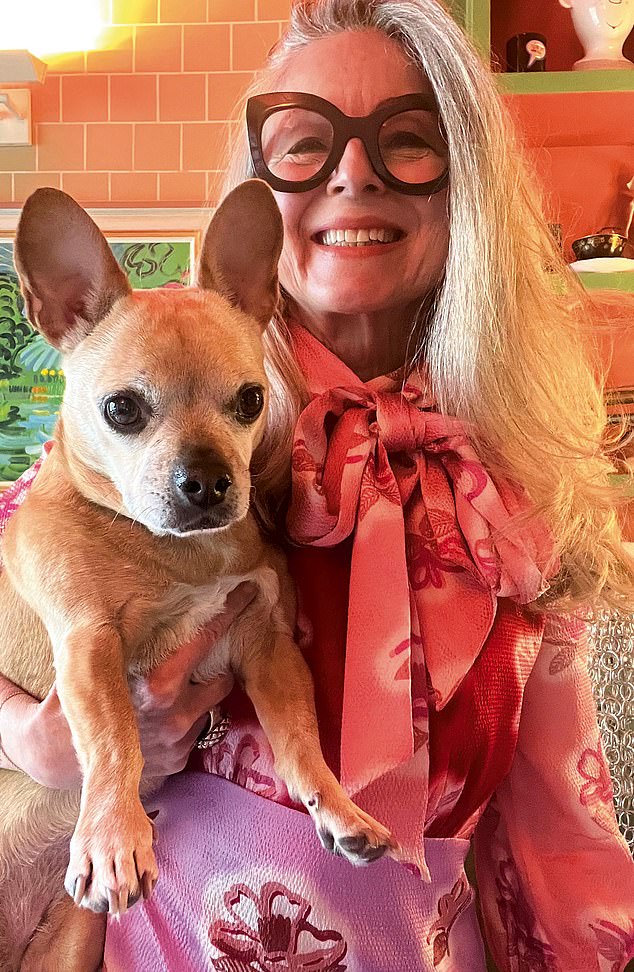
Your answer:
[129,504,156,529]
[109,507,124,528]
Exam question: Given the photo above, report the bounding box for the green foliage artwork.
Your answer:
[0,238,192,483]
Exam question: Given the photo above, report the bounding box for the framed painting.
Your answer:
[0,207,208,488]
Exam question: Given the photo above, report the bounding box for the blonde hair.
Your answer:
[227,0,634,612]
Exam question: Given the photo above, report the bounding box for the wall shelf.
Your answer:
[577,272,634,293]
[499,70,634,96]
[450,0,634,91]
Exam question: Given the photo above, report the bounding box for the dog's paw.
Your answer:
[305,791,396,866]
[65,802,158,915]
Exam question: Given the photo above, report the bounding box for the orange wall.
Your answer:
[0,0,292,208]
[505,92,634,261]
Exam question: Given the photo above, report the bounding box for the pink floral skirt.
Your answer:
[104,773,486,971]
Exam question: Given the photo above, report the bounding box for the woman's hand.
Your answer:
[131,582,256,779]
[0,582,256,788]
[0,682,82,787]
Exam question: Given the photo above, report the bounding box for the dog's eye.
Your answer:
[103,394,146,433]
[236,384,265,423]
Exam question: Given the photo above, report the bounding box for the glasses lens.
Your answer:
[378,110,447,185]
[261,108,334,183]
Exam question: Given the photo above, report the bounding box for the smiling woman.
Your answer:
[1,1,633,970]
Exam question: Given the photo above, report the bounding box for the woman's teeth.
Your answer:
[317,228,399,246]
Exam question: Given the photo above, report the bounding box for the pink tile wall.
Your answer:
[0,0,292,207]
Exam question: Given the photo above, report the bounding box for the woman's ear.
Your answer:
[197,179,284,328]
[558,0,573,9]
[14,188,131,351]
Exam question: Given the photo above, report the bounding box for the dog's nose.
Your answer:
[172,462,233,508]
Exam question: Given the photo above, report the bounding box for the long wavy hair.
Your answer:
[225,0,633,613]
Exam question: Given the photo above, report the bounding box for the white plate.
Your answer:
[569,257,634,273]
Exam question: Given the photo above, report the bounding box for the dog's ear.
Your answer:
[14,188,131,351]
[197,179,284,328]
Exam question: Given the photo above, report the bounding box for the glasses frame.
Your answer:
[246,91,449,196]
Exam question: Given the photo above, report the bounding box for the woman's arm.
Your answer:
[0,675,81,784]
[473,614,634,972]
[0,584,255,788]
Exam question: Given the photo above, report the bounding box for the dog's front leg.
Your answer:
[54,624,157,914]
[238,607,395,866]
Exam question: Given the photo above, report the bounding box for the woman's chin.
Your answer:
[300,290,409,318]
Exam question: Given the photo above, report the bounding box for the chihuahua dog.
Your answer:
[0,182,393,972]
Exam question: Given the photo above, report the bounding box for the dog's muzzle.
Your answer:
[167,452,242,531]
[172,459,233,510]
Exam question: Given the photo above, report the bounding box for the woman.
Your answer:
[1,1,633,969]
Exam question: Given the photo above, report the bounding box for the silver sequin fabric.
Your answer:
[589,612,634,853]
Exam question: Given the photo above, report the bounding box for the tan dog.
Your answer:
[0,183,393,972]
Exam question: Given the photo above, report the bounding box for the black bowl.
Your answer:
[572,232,634,261]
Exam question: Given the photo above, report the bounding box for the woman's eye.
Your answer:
[103,394,147,433]
[382,132,432,156]
[236,385,265,423]
[286,137,329,157]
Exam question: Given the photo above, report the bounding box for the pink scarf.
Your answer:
[286,322,554,875]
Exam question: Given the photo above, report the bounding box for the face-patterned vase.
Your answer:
[559,0,634,69]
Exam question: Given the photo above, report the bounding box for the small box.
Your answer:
[506,33,547,73]
[0,89,32,146]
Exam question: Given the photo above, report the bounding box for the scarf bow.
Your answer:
[286,323,553,873]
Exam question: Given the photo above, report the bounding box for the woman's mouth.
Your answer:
[313,227,404,247]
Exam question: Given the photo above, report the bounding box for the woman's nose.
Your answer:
[326,138,385,196]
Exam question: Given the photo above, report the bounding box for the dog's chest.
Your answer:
[126,573,240,678]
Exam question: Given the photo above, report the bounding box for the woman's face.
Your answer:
[270,30,449,324]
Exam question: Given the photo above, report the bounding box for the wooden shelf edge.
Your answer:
[578,272,634,293]
[497,69,634,94]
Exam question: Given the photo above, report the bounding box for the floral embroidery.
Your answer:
[546,630,579,676]
[207,734,279,801]
[443,455,489,503]
[389,639,429,749]
[545,615,587,676]
[209,881,347,971]
[496,858,558,972]
[548,642,577,676]
[590,918,634,972]
[425,780,464,830]
[472,536,502,588]
[406,531,462,590]
[0,453,45,548]
[390,638,411,681]
[427,878,473,967]
[291,438,323,493]
[577,742,619,836]
[358,451,401,522]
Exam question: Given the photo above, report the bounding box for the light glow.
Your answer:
[3,1,105,57]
